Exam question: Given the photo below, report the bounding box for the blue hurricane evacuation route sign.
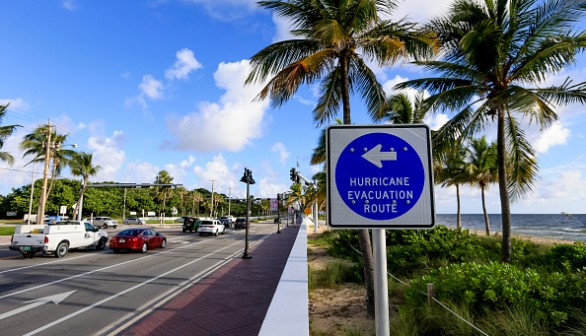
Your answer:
[327,125,435,229]
[336,133,424,220]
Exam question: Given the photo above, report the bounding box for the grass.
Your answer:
[0,226,15,235]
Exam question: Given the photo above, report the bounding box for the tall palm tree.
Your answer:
[397,0,586,262]
[69,151,101,220]
[247,0,435,316]
[154,170,174,215]
[434,143,469,229]
[20,126,76,209]
[0,104,21,165]
[190,190,204,216]
[465,136,498,235]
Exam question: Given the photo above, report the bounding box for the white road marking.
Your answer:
[0,291,76,320]
[22,240,243,336]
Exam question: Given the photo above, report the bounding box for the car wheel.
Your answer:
[112,249,120,253]
[141,242,148,253]
[103,224,108,229]
[182,228,186,233]
[214,229,218,236]
[96,238,106,250]
[198,232,203,236]
[161,239,167,248]
[55,242,69,258]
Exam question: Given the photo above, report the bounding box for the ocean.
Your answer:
[436,213,586,242]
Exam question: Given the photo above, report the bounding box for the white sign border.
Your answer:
[326,124,436,229]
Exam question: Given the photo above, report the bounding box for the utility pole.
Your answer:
[210,179,215,217]
[38,120,52,222]
[26,163,36,224]
[227,187,232,216]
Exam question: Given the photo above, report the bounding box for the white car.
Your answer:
[197,219,225,236]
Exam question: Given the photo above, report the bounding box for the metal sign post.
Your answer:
[327,125,435,336]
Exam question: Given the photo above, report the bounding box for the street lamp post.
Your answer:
[276,193,281,234]
[240,168,255,259]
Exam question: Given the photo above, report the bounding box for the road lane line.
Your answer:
[99,236,268,336]
[22,240,244,336]
[0,239,207,300]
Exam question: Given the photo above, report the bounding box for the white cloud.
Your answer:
[165,49,202,80]
[88,131,127,182]
[139,75,164,100]
[271,142,289,165]
[62,0,78,11]
[0,97,30,112]
[532,122,570,153]
[392,0,451,22]
[192,154,243,197]
[166,60,269,152]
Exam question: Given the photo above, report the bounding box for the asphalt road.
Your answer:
[0,222,279,336]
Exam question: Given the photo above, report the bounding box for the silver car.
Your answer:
[85,216,118,229]
[123,217,145,225]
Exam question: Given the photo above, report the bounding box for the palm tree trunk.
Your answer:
[456,184,461,229]
[481,186,490,236]
[340,54,375,318]
[497,108,512,262]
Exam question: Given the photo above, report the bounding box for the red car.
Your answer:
[109,228,167,253]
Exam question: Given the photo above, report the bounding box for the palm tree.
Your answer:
[190,190,204,216]
[69,151,101,220]
[465,136,498,235]
[0,104,21,165]
[434,143,469,229]
[20,126,76,210]
[397,0,586,262]
[247,0,435,316]
[373,91,428,124]
[154,170,174,216]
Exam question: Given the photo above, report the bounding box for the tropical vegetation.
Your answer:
[309,226,586,335]
[397,0,586,262]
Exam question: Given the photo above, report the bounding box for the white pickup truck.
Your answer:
[9,221,109,258]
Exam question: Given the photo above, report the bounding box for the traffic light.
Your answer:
[240,168,256,184]
[290,168,297,182]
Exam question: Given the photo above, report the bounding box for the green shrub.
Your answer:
[406,262,568,327]
[543,242,586,272]
[386,225,492,276]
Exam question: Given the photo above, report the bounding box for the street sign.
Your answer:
[327,124,435,228]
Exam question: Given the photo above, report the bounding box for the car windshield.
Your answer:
[118,229,143,236]
[201,220,213,225]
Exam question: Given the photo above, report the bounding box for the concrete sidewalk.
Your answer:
[115,224,302,336]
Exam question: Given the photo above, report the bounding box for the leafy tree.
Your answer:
[69,152,101,219]
[397,0,586,262]
[247,0,435,316]
[465,136,498,235]
[0,104,21,165]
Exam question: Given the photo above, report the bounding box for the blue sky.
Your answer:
[1,0,585,215]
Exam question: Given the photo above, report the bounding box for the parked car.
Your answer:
[109,228,167,253]
[123,217,145,225]
[197,219,225,236]
[86,216,118,229]
[182,217,201,233]
[175,216,189,223]
[234,218,249,229]
[219,216,235,228]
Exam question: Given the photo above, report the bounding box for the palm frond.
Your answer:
[504,114,539,201]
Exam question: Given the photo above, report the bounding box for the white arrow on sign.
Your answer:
[362,144,398,168]
[0,290,76,320]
